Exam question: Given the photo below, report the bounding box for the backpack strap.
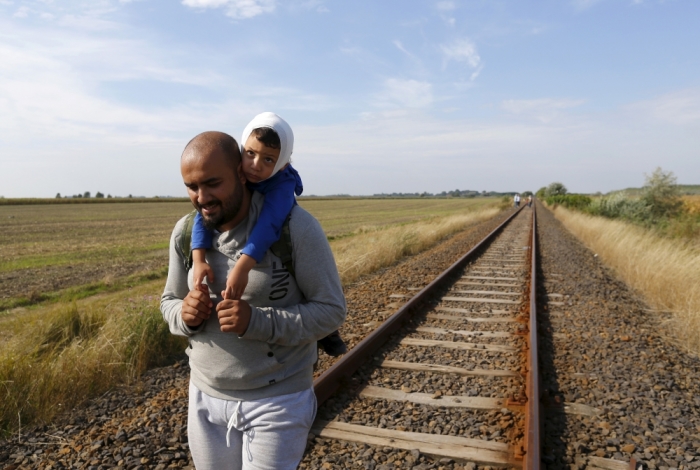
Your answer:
[269,214,295,278]
[179,210,295,278]
[179,210,197,272]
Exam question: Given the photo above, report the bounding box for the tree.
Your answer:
[95,192,104,198]
[521,191,533,197]
[55,193,61,198]
[546,182,567,197]
[83,191,91,198]
[107,194,112,198]
[536,187,547,198]
[641,167,681,219]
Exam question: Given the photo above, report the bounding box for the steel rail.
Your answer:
[313,205,526,406]
[524,202,541,470]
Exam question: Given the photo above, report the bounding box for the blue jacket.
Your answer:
[191,165,304,262]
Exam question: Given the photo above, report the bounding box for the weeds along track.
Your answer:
[303,207,539,469]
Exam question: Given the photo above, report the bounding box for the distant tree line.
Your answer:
[56,192,136,199]
[540,168,692,228]
[370,189,525,198]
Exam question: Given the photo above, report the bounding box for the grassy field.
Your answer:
[299,198,496,238]
[0,202,193,310]
[0,198,495,311]
[0,197,502,434]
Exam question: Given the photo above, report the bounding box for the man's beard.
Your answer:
[198,183,244,231]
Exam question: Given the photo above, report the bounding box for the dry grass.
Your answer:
[682,195,700,215]
[552,206,700,354]
[332,207,501,285]
[0,280,186,435]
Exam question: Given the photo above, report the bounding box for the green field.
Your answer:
[299,198,496,238]
[0,198,496,311]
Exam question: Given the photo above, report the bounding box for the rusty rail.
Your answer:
[313,205,525,405]
[524,202,541,469]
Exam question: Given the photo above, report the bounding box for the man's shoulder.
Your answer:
[288,205,322,238]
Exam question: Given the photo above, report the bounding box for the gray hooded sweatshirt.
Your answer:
[160,193,346,401]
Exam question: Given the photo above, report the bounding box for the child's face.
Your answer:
[241,135,280,183]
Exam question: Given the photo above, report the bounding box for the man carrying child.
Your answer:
[160,118,346,469]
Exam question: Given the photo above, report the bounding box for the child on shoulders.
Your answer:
[190,112,347,356]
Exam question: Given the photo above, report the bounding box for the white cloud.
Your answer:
[378,78,433,108]
[436,1,456,12]
[182,0,231,7]
[441,38,481,70]
[181,0,276,19]
[392,40,422,66]
[435,0,456,26]
[393,40,410,57]
[572,0,605,10]
[0,15,237,144]
[293,0,328,13]
[626,89,700,125]
[292,89,700,196]
[440,39,482,81]
[13,5,29,17]
[501,98,585,123]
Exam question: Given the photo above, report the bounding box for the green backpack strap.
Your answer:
[179,210,197,271]
[270,214,295,278]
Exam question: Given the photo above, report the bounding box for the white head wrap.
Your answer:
[240,112,294,181]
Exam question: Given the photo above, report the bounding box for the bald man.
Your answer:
[161,131,346,470]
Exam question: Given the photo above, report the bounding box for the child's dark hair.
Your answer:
[251,127,280,149]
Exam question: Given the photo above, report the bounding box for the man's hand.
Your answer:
[216,298,252,334]
[181,284,213,327]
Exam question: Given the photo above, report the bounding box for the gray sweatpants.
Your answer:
[187,381,316,470]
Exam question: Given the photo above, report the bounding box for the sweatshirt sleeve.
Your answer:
[241,208,346,346]
[241,175,297,262]
[191,211,213,250]
[160,217,204,337]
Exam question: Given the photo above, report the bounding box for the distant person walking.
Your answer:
[527,195,533,207]
[514,193,521,208]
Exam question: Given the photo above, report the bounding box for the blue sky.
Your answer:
[1,0,698,197]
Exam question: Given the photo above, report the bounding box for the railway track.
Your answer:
[310,206,540,468]
[4,202,679,469]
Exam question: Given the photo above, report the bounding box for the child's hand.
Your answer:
[193,261,215,290]
[223,267,249,301]
[222,254,256,300]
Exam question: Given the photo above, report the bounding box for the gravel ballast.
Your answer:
[537,203,700,469]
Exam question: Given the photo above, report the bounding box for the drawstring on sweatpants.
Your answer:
[226,401,242,447]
